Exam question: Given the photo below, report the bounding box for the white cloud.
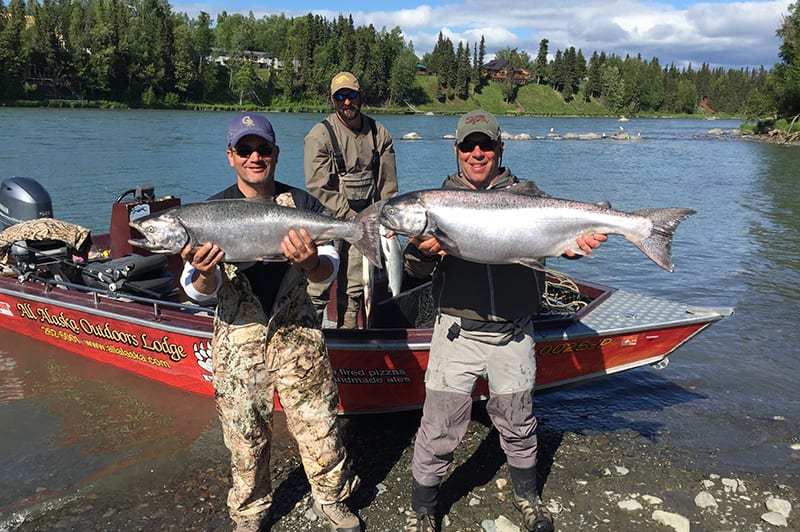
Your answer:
[172,0,793,69]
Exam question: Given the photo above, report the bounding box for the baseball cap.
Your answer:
[330,71,360,96]
[227,113,276,146]
[455,110,501,144]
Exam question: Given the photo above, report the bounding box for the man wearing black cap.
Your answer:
[401,110,606,532]
[180,113,361,532]
[304,71,398,328]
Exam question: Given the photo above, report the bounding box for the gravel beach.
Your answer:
[6,403,797,532]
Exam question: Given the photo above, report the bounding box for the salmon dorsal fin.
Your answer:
[504,181,548,197]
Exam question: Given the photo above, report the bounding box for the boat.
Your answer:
[0,177,733,414]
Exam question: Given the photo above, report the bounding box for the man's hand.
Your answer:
[182,242,225,273]
[282,228,332,282]
[409,236,449,257]
[181,242,224,295]
[281,228,318,268]
[563,233,608,258]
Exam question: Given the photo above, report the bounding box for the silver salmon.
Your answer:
[379,182,695,272]
[128,198,383,267]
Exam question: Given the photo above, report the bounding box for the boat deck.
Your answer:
[540,288,732,341]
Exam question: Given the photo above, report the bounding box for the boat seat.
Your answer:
[81,254,176,299]
[9,238,71,264]
[5,238,87,285]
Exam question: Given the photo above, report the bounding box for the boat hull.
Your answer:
[0,274,730,414]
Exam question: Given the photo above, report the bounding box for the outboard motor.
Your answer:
[0,177,53,229]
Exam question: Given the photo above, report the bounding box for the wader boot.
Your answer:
[405,479,438,531]
[312,500,360,532]
[341,309,359,329]
[340,297,361,329]
[509,465,554,532]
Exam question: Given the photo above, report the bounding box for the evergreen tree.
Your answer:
[772,1,800,117]
[0,0,29,98]
[584,51,603,101]
[476,35,485,85]
[534,38,548,84]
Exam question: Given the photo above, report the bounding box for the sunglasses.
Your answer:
[233,143,275,158]
[333,90,360,102]
[457,138,498,153]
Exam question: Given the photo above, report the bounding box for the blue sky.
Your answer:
[171,0,793,69]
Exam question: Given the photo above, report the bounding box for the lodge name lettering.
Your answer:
[17,302,186,361]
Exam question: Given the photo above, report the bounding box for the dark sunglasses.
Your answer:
[233,143,275,158]
[333,90,360,102]
[457,138,498,153]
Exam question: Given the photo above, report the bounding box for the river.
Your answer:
[0,108,798,527]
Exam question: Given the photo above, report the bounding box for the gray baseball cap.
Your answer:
[455,110,501,144]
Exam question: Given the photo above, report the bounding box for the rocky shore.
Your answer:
[741,129,800,146]
[6,405,796,532]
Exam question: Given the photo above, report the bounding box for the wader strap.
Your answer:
[321,116,380,178]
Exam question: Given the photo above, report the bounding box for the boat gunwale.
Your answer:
[1,274,732,351]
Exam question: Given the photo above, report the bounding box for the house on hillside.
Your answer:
[481,58,532,85]
[210,49,281,69]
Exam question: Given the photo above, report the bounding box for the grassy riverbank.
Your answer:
[4,75,742,121]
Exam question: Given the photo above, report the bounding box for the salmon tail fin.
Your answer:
[632,208,696,272]
[351,202,384,269]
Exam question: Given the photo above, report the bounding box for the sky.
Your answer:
[170,0,794,70]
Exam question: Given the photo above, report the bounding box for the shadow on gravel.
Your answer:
[344,410,424,509]
[264,409,423,526]
[264,371,705,528]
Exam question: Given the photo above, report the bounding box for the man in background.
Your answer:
[304,71,398,328]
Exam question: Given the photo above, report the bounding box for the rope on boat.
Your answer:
[540,269,592,317]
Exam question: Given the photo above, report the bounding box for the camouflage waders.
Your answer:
[211,193,359,528]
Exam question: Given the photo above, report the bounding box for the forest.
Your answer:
[1,0,798,119]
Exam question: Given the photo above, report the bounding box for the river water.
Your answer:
[0,108,798,524]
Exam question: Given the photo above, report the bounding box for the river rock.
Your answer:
[721,477,739,493]
[642,494,663,505]
[766,496,792,517]
[482,514,521,532]
[618,499,643,511]
[652,510,690,532]
[761,511,788,527]
[695,490,718,509]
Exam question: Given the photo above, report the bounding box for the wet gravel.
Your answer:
[5,405,798,532]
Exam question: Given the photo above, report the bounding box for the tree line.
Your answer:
[1,0,797,119]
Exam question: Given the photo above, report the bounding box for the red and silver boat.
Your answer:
[0,178,732,413]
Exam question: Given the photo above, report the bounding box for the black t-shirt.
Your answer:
[208,182,327,311]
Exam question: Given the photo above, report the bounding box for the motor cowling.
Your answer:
[0,177,53,229]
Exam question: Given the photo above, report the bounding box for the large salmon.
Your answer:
[379,182,694,272]
[129,198,383,267]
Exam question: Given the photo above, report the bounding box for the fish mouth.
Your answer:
[127,222,165,252]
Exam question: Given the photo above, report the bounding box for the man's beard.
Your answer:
[338,106,359,121]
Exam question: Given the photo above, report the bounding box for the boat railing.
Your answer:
[17,272,213,320]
